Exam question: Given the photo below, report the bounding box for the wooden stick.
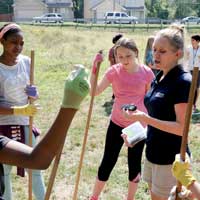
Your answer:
[28,50,34,200]
[45,56,102,200]
[44,141,65,200]
[73,60,102,200]
[175,66,199,200]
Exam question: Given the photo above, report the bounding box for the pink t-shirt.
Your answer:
[105,63,154,127]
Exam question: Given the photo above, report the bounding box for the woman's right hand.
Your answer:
[122,108,145,122]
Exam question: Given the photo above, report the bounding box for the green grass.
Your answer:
[1,25,200,199]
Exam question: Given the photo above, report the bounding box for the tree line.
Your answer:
[145,0,200,19]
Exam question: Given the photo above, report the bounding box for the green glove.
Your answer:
[12,104,38,116]
[62,64,89,109]
[172,154,196,188]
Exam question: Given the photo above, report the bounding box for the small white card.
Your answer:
[122,121,147,146]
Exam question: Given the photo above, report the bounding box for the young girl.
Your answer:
[0,23,45,200]
[186,34,200,112]
[144,35,159,75]
[122,25,192,200]
[108,33,123,100]
[108,33,123,66]
[90,37,154,200]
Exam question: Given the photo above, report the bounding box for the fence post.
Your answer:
[132,22,135,32]
[75,18,78,29]
[118,20,121,31]
[147,21,149,32]
[160,19,163,29]
[90,18,93,29]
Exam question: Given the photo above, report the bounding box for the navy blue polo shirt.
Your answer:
[144,65,192,165]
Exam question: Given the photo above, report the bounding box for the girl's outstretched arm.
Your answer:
[0,65,89,169]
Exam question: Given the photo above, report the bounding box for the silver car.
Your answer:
[181,16,200,24]
[33,13,64,23]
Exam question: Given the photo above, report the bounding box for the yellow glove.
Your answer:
[172,154,196,188]
[12,104,38,116]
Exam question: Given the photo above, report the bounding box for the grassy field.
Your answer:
[1,24,200,200]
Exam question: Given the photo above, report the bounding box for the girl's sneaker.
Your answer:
[89,196,99,200]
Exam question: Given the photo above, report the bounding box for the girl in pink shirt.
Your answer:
[90,37,154,200]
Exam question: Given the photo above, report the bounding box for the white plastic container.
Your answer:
[122,121,147,146]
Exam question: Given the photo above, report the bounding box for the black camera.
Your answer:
[121,104,137,111]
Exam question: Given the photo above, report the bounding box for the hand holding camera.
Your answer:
[121,104,137,111]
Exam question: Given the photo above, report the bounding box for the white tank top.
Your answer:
[0,55,30,125]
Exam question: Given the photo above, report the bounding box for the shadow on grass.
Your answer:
[102,99,114,116]
[192,108,200,124]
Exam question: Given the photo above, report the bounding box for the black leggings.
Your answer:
[98,120,145,182]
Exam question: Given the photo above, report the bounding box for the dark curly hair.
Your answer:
[112,34,123,44]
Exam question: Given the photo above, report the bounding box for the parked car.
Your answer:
[181,16,200,24]
[104,12,138,24]
[33,13,64,23]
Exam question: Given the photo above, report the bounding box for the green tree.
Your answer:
[145,0,169,19]
[173,0,196,19]
[0,0,13,14]
[145,0,200,19]
[72,0,83,18]
[155,0,169,19]
[193,0,200,16]
[145,0,155,17]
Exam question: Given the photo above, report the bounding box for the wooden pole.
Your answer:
[175,66,199,200]
[44,141,65,200]
[28,50,34,200]
[73,59,102,200]
[44,53,102,200]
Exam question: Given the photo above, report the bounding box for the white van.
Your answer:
[104,12,138,24]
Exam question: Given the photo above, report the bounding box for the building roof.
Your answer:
[123,6,144,10]
[91,0,125,10]
[91,0,104,9]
